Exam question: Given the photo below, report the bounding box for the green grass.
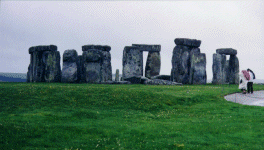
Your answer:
[0,83,264,149]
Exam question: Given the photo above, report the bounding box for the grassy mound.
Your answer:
[1,83,264,149]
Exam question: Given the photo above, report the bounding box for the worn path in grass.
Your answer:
[225,90,264,106]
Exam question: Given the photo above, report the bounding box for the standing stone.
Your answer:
[224,60,230,83]
[77,55,84,83]
[132,44,161,79]
[171,45,190,84]
[115,69,119,81]
[101,49,112,81]
[212,48,239,84]
[82,49,102,83]
[190,53,207,84]
[212,53,225,84]
[27,45,61,82]
[171,38,204,84]
[229,55,239,84]
[145,51,161,79]
[61,50,78,83]
[43,51,61,82]
[82,45,112,82]
[122,46,143,79]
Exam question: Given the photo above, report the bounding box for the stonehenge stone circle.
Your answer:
[61,50,79,83]
[212,48,239,84]
[27,45,61,82]
[171,38,206,84]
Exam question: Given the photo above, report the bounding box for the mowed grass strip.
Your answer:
[0,82,264,149]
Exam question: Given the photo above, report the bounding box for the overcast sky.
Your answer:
[1,1,263,80]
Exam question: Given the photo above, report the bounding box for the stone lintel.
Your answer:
[29,45,57,54]
[174,38,201,47]
[216,48,237,55]
[132,44,161,52]
[82,45,111,52]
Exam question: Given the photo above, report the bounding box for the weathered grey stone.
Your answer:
[101,50,112,82]
[82,45,112,82]
[171,45,190,84]
[229,55,239,84]
[61,50,78,83]
[190,48,200,56]
[82,45,111,52]
[77,55,84,83]
[115,69,119,82]
[131,44,161,79]
[174,38,201,48]
[27,45,61,83]
[43,51,61,82]
[123,76,142,84]
[212,53,226,84]
[145,51,161,78]
[224,60,230,83]
[132,44,161,52]
[29,45,57,54]
[216,48,237,55]
[140,76,151,84]
[190,53,207,84]
[151,75,171,81]
[82,49,102,83]
[122,46,143,79]
[101,81,131,84]
[144,79,182,85]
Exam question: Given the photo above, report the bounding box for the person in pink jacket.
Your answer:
[247,68,255,94]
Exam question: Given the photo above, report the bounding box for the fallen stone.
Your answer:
[123,76,142,84]
[140,76,151,84]
[100,81,131,84]
[151,75,171,81]
[144,79,182,85]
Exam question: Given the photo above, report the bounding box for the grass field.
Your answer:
[0,82,264,149]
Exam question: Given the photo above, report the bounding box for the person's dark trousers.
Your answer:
[247,82,253,93]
